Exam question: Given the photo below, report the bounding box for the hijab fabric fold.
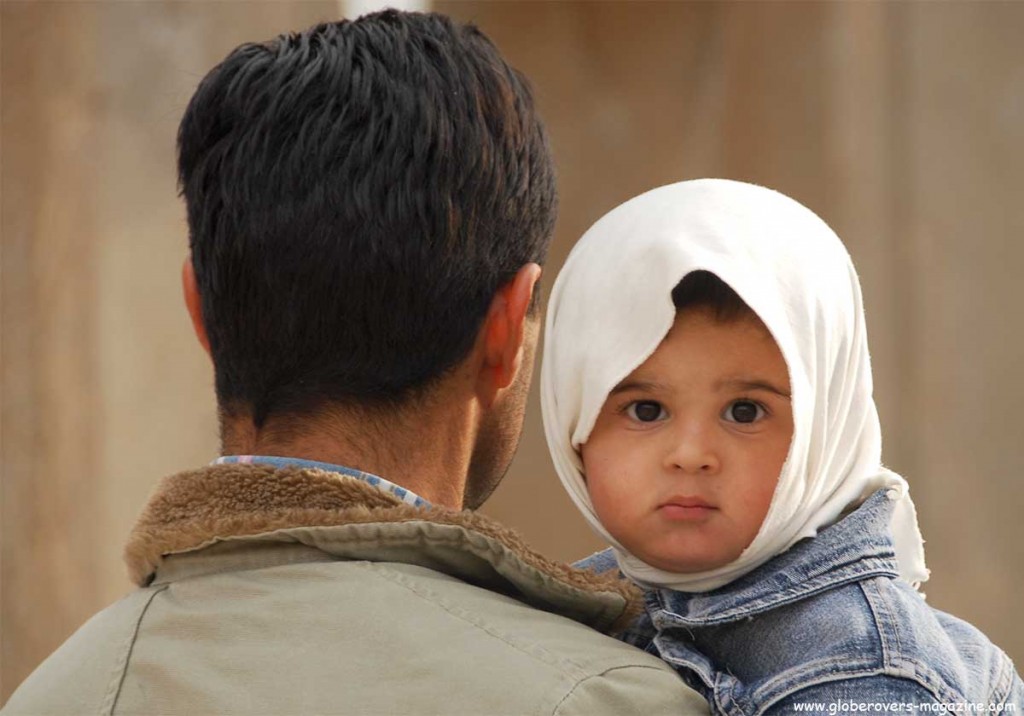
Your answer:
[540,179,929,592]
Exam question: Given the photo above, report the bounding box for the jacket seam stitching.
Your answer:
[550,665,673,716]
[858,580,955,702]
[361,562,593,680]
[874,579,905,662]
[100,586,167,715]
[752,657,893,704]
[717,670,751,716]
[756,672,947,714]
[751,654,961,707]
[988,652,1016,705]
[859,580,893,666]
[656,559,897,625]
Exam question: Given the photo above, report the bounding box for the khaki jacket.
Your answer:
[4,464,707,715]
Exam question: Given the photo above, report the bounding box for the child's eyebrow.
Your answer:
[608,379,671,396]
[716,378,791,399]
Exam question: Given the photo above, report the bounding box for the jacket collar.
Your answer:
[125,463,642,633]
[648,489,901,628]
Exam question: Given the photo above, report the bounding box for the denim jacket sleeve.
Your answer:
[643,492,1022,716]
[649,579,1022,716]
[762,676,943,716]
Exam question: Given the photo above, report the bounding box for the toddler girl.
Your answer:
[541,179,1022,715]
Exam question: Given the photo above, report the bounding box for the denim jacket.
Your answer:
[580,490,1023,716]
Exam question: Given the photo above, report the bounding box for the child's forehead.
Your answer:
[666,305,774,340]
[618,308,790,385]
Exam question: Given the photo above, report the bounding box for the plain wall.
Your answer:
[3,0,1023,702]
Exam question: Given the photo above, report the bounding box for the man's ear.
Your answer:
[182,256,212,358]
[476,263,542,406]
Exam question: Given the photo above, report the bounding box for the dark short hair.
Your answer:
[672,270,755,321]
[178,11,557,427]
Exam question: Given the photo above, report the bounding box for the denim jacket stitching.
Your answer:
[716,671,752,716]
[754,671,939,716]
[641,490,1019,714]
[752,655,982,712]
[750,654,883,704]
[864,578,905,663]
[859,579,893,666]
[1004,655,1020,702]
[654,632,716,689]
[986,650,1017,707]
[859,579,965,705]
[652,555,898,627]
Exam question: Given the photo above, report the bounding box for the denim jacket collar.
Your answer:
[649,488,901,627]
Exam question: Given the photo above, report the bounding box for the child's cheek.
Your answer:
[579,441,596,483]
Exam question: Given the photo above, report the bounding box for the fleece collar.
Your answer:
[124,463,642,634]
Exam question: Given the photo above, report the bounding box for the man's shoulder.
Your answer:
[3,587,164,715]
[5,558,708,715]
[8,462,711,715]
[353,559,709,714]
[364,558,665,667]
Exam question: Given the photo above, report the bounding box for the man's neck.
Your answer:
[219,398,480,510]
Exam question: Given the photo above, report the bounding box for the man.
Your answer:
[4,11,707,715]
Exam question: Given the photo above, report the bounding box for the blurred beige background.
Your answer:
[3,0,1023,703]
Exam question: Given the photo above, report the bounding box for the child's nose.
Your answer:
[663,425,720,475]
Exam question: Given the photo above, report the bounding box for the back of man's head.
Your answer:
[178,10,557,428]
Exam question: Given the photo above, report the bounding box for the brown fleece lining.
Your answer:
[124,464,643,631]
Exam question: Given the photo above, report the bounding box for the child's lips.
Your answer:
[658,497,716,521]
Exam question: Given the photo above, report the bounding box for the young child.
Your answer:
[541,179,1022,715]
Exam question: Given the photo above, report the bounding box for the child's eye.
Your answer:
[722,400,766,424]
[626,400,667,423]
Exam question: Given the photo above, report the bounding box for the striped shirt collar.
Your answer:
[212,455,430,508]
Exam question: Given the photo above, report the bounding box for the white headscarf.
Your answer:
[540,179,929,592]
